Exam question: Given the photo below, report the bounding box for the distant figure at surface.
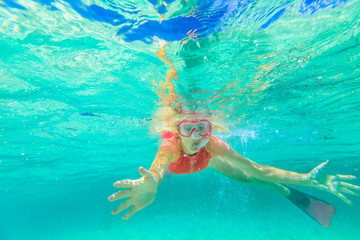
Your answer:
[108,42,360,228]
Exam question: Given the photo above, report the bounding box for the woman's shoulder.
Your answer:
[160,130,177,139]
[158,135,181,162]
[206,135,230,157]
[159,134,181,151]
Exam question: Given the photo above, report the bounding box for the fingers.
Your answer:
[316,160,330,171]
[315,183,329,192]
[339,187,360,196]
[334,192,352,206]
[337,175,357,181]
[123,206,138,220]
[110,199,139,220]
[309,161,330,179]
[108,189,131,202]
[139,167,152,178]
[112,199,132,215]
[114,180,133,188]
[316,180,354,205]
[139,167,149,177]
[340,182,360,192]
[113,167,155,189]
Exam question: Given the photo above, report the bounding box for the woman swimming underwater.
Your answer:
[108,43,360,228]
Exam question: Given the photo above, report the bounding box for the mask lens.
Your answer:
[178,120,211,137]
[196,122,208,135]
[179,122,194,137]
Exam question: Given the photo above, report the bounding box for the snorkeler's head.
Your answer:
[150,103,229,137]
[177,119,212,151]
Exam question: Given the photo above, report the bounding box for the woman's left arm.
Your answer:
[224,147,360,204]
[224,147,310,185]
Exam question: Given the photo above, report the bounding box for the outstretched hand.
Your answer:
[108,167,158,220]
[308,160,360,205]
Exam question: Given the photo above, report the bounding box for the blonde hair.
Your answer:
[151,44,229,136]
[150,105,230,136]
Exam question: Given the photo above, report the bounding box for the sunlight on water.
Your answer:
[0,0,360,239]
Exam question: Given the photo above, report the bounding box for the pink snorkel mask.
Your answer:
[174,105,212,138]
[177,119,212,138]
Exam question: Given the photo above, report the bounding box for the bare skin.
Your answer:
[108,129,360,220]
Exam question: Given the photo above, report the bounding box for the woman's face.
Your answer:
[177,119,211,154]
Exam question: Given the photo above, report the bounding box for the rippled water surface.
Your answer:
[1,0,360,239]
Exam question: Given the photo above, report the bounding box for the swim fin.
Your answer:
[285,187,336,228]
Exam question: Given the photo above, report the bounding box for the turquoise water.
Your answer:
[1,0,360,239]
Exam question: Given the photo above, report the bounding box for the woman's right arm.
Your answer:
[149,148,174,186]
[108,148,174,220]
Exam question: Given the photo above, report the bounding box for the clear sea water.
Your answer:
[1,0,360,239]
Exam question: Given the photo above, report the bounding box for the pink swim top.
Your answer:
[159,131,229,174]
